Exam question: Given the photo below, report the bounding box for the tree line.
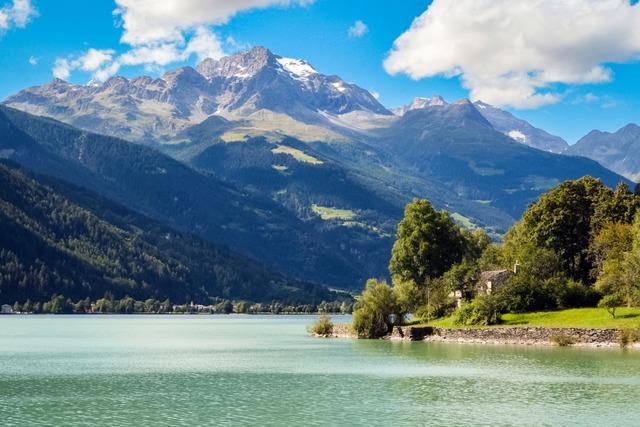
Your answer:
[8,292,354,315]
[353,177,640,337]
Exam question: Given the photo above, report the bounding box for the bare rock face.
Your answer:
[4,46,390,143]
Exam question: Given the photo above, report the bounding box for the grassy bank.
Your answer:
[426,308,640,329]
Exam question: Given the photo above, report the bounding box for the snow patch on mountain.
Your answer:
[276,57,317,80]
[507,130,527,143]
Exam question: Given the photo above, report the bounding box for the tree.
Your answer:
[390,199,467,286]
[389,199,468,321]
[595,215,640,308]
[352,279,399,338]
[234,301,249,314]
[590,222,633,278]
[117,296,135,314]
[13,301,21,313]
[503,177,631,285]
[22,299,33,313]
[598,294,621,319]
[393,279,424,318]
[635,183,640,197]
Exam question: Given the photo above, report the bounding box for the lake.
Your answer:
[1,315,639,426]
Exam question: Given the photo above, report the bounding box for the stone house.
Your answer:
[476,270,513,295]
[450,263,519,307]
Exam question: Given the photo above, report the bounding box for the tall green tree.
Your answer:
[389,199,467,286]
[596,214,640,308]
[504,177,636,285]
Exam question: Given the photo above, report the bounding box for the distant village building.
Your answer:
[1,304,13,314]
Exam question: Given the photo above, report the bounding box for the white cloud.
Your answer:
[53,58,71,80]
[52,49,117,82]
[53,0,310,82]
[0,0,36,31]
[28,55,37,65]
[113,0,313,46]
[78,48,115,71]
[370,90,380,100]
[184,26,225,62]
[384,0,640,109]
[348,20,368,38]
[119,43,184,66]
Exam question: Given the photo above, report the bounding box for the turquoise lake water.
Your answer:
[1,315,640,426]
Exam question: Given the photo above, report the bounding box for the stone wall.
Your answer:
[324,323,638,348]
[390,325,627,347]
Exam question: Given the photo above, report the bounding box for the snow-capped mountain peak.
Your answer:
[5,46,390,143]
[276,57,318,80]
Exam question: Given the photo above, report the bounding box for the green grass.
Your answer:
[271,146,323,165]
[425,307,640,329]
[311,204,356,221]
[451,212,477,229]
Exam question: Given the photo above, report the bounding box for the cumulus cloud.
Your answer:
[28,55,37,65]
[0,0,37,32]
[384,0,640,109]
[52,58,71,80]
[53,0,311,82]
[52,49,117,81]
[348,20,368,38]
[113,0,313,46]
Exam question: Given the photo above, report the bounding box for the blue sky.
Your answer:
[0,0,639,143]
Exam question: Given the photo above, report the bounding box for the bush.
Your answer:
[550,333,576,347]
[308,315,334,337]
[352,279,398,338]
[619,329,639,348]
[453,294,502,326]
[353,308,390,339]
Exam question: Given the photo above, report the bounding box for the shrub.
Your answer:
[352,279,398,338]
[619,329,639,349]
[550,333,576,347]
[308,315,334,337]
[453,294,502,326]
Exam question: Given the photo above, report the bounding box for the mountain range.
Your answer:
[1,46,637,296]
[567,124,640,182]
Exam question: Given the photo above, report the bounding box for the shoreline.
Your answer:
[327,324,640,349]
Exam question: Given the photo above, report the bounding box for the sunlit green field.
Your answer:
[428,307,640,329]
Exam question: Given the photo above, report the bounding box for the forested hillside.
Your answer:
[0,161,330,304]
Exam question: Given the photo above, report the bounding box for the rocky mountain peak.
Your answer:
[197,46,278,80]
[161,66,207,87]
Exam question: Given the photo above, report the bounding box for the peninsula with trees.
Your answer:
[334,177,640,347]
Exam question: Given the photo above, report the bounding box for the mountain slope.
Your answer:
[473,101,569,153]
[393,97,568,153]
[0,161,330,304]
[371,100,629,218]
[567,124,640,182]
[0,106,369,288]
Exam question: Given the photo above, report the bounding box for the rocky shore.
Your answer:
[326,324,639,348]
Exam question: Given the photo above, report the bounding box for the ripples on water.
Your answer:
[1,315,639,426]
